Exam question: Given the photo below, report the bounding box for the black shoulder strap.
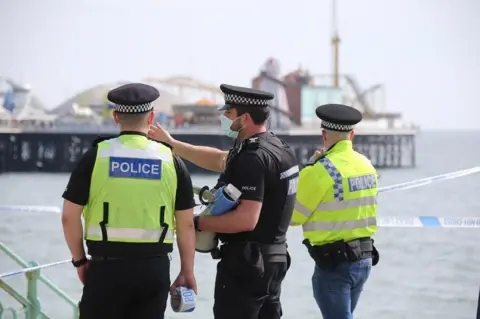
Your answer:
[92,135,118,147]
[147,138,173,150]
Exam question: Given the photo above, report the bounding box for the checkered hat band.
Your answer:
[224,93,270,106]
[114,102,153,113]
[321,120,354,131]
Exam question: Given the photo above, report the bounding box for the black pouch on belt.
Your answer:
[372,239,380,266]
[243,242,265,277]
[310,240,348,271]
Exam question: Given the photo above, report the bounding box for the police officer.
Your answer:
[61,83,197,319]
[290,104,379,319]
[148,84,299,319]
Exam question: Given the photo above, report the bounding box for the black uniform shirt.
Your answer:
[229,151,265,202]
[220,132,298,244]
[62,132,195,211]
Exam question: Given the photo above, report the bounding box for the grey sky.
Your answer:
[1,0,479,130]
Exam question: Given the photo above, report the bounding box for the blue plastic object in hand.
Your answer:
[209,185,241,216]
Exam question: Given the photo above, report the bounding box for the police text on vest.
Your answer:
[348,174,377,192]
[109,157,162,180]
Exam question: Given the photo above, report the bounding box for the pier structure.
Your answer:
[0,126,416,175]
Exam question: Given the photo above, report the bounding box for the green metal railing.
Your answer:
[0,241,79,318]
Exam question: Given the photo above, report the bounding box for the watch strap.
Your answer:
[193,216,201,232]
[72,257,88,268]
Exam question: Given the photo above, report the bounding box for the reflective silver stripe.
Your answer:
[302,217,377,232]
[318,157,344,201]
[294,200,312,218]
[317,196,377,211]
[280,165,299,179]
[87,226,174,241]
[98,139,172,163]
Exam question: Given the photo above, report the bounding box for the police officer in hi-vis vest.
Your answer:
[61,83,197,319]
[290,104,379,319]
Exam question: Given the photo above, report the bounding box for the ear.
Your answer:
[242,112,251,125]
[321,129,326,141]
[112,111,119,124]
[349,130,355,140]
[147,111,155,125]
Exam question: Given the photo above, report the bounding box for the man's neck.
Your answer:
[238,126,267,141]
[119,127,148,135]
[324,138,348,151]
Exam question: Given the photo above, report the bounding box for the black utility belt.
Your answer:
[303,238,374,270]
[87,240,173,259]
[212,242,288,262]
[213,242,289,278]
[90,254,169,261]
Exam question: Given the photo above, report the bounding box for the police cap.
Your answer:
[217,84,274,111]
[107,83,160,114]
[315,104,362,132]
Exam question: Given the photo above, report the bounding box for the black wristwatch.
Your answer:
[193,216,201,232]
[72,257,88,268]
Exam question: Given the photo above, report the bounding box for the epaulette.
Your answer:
[155,140,173,150]
[92,135,118,146]
[145,137,173,149]
[305,153,328,167]
[244,136,260,150]
[305,158,318,167]
[162,142,173,150]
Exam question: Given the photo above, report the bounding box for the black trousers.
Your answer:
[79,256,170,319]
[213,252,291,319]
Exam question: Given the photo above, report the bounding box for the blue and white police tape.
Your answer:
[2,166,478,215]
[0,165,478,218]
[0,259,72,279]
[377,166,480,194]
[170,286,196,312]
[377,216,480,228]
[0,214,478,279]
[0,167,477,280]
[1,216,477,279]
[0,205,62,214]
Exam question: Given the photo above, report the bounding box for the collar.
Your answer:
[234,131,268,148]
[247,131,267,141]
[324,140,353,155]
[238,130,268,141]
[119,131,147,137]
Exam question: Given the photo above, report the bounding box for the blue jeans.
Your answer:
[312,258,372,319]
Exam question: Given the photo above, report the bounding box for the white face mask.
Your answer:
[220,114,243,139]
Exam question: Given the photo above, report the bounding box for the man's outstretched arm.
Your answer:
[149,123,228,172]
[171,139,228,173]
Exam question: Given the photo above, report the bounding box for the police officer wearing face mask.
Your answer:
[148,84,299,319]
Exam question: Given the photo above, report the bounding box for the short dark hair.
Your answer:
[235,106,270,125]
[116,112,151,127]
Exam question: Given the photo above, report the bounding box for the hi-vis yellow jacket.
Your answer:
[290,140,378,245]
[83,134,177,245]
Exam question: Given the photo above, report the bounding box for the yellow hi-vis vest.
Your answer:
[83,134,177,245]
[290,140,378,245]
